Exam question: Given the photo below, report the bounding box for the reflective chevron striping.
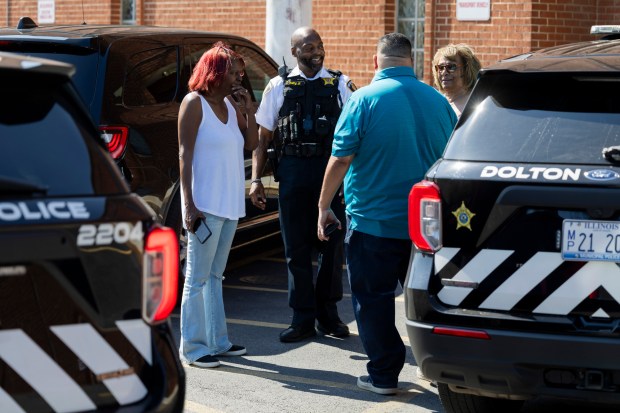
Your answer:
[0,320,152,411]
[51,324,147,405]
[438,249,513,305]
[116,319,152,365]
[436,248,620,316]
[480,252,564,311]
[0,384,26,413]
[0,329,96,413]
[434,247,460,273]
[534,261,620,315]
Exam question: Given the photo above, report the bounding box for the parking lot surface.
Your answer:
[170,248,439,413]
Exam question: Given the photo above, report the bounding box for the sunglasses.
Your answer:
[435,63,462,73]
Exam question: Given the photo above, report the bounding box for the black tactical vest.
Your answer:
[276,70,343,157]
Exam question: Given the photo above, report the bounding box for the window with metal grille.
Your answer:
[397,0,425,80]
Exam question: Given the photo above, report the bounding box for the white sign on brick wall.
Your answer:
[38,0,55,24]
[456,0,490,21]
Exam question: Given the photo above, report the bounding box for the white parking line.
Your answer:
[183,400,224,413]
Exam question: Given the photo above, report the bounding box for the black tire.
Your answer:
[164,190,186,304]
[437,383,524,413]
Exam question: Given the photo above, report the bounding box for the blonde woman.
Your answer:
[432,44,481,117]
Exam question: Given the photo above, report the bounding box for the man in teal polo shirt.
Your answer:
[317,32,456,395]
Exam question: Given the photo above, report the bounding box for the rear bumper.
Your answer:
[406,319,620,404]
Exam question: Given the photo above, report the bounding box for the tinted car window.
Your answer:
[0,42,99,106]
[124,46,179,106]
[0,73,123,196]
[236,45,277,102]
[446,72,620,164]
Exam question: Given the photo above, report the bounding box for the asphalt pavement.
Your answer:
[169,248,440,413]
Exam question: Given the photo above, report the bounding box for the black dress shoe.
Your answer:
[279,325,316,343]
[316,320,350,338]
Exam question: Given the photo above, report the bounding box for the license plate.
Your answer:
[562,219,620,262]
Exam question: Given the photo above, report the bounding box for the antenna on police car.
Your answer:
[81,0,86,25]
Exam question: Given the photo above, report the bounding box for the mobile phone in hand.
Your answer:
[193,218,212,244]
[324,222,339,236]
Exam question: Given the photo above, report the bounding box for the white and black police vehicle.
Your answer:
[405,26,620,412]
[0,52,184,412]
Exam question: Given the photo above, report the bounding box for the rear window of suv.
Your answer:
[0,71,125,196]
[445,72,620,164]
[0,41,99,106]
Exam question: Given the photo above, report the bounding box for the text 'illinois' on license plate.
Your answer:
[562,219,620,262]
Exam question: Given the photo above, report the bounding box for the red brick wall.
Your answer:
[139,0,393,86]
[4,0,116,26]
[141,0,266,46]
[314,0,395,86]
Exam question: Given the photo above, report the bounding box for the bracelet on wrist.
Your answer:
[251,178,263,185]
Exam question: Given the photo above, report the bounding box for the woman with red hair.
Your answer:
[178,42,258,368]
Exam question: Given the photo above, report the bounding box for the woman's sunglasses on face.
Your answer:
[435,63,462,74]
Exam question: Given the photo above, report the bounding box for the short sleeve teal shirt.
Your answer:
[332,66,457,239]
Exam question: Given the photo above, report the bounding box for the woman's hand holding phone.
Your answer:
[193,218,212,244]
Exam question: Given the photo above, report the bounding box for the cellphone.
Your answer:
[193,218,212,244]
[324,222,339,236]
[231,92,240,103]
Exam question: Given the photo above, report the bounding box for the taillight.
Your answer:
[99,125,128,159]
[408,180,442,252]
[143,226,178,324]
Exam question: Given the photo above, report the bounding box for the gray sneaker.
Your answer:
[190,355,220,368]
[357,375,398,395]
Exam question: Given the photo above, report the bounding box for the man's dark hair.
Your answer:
[377,33,412,59]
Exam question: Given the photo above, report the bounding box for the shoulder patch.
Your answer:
[347,80,357,92]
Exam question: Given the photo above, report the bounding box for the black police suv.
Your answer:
[405,26,620,412]
[0,17,281,273]
[0,51,184,412]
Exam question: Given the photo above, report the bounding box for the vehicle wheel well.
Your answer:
[437,382,524,413]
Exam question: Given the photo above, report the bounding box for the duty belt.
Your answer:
[282,143,326,157]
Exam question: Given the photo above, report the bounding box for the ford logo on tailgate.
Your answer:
[584,169,620,181]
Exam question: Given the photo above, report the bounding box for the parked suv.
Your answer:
[0,51,183,411]
[406,27,620,412]
[0,17,281,270]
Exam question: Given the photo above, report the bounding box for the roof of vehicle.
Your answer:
[0,22,250,43]
[0,50,74,76]
[484,37,620,73]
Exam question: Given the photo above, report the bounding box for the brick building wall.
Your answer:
[4,0,113,25]
[1,0,617,86]
[138,0,392,86]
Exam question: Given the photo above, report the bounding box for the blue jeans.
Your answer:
[345,226,412,388]
[179,213,238,363]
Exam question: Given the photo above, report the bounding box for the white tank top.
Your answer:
[181,93,245,224]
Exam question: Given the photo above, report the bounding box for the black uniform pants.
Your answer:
[277,155,346,327]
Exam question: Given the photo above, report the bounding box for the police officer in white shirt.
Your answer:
[250,27,356,342]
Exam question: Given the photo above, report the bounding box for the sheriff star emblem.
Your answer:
[322,77,336,86]
[452,201,475,231]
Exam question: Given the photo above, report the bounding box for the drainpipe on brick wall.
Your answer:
[265,0,311,70]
